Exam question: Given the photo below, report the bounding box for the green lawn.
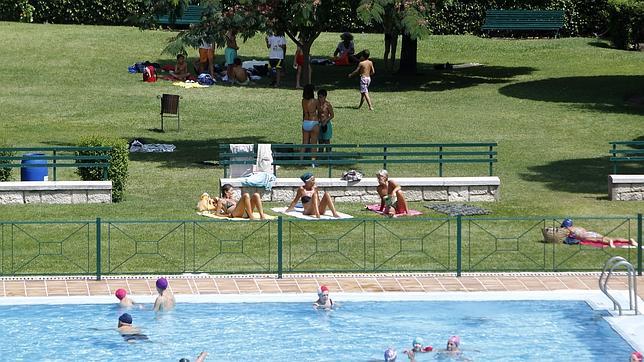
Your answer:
[0,22,642,274]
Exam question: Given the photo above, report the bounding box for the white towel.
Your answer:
[271,207,353,220]
[256,144,274,174]
[229,144,254,177]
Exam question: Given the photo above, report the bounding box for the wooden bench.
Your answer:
[481,9,565,37]
[219,143,498,178]
[0,146,111,181]
[220,176,501,203]
[157,5,205,26]
[609,141,644,174]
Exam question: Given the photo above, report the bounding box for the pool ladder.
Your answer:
[599,256,638,316]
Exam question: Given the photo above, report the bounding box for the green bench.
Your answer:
[609,141,644,174]
[219,143,498,178]
[481,9,565,37]
[157,5,205,26]
[0,147,112,181]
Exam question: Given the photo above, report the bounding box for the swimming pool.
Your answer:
[0,292,638,361]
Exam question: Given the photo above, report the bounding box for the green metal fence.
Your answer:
[0,214,641,279]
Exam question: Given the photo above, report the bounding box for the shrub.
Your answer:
[75,136,129,203]
[0,147,15,182]
[607,0,644,50]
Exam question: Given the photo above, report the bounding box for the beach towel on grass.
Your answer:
[271,207,353,220]
[579,240,635,248]
[197,211,276,220]
[172,81,210,88]
[365,204,423,217]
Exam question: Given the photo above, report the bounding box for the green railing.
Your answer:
[219,143,498,178]
[609,141,644,174]
[0,214,641,279]
[0,146,112,181]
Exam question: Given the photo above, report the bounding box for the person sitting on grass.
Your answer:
[170,54,189,81]
[560,218,638,247]
[286,172,340,218]
[376,169,409,217]
[216,184,266,219]
[230,58,250,86]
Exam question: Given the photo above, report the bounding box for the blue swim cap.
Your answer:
[300,172,314,183]
[384,347,396,361]
[561,218,573,228]
[413,337,423,346]
[119,313,132,324]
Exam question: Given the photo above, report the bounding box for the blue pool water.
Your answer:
[0,300,634,361]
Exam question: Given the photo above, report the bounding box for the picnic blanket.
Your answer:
[271,207,353,220]
[197,211,276,220]
[579,240,635,248]
[365,204,423,217]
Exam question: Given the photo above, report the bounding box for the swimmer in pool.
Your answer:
[117,313,148,342]
[313,285,334,309]
[179,351,208,362]
[153,277,175,312]
[114,288,136,308]
[384,347,397,362]
[404,337,433,359]
[286,172,340,218]
[632,351,643,362]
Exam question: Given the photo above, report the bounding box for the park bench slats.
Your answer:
[482,9,565,37]
[609,141,644,174]
[157,5,205,26]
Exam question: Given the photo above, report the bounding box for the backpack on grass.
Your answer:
[143,65,157,82]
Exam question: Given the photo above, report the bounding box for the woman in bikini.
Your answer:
[286,173,339,218]
[301,84,320,157]
[216,184,267,220]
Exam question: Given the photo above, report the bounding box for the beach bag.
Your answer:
[197,73,215,85]
[542,227,567,243]
[143,65,156,82]
[341,170,363,182]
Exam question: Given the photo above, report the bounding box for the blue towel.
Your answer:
[241,172,276,191]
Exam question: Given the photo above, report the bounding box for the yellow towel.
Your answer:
[197,211,276,220]
[173,81,209,88]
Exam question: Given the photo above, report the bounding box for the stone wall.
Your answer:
[609,175,644,201]
[221,177,500,203]
[0,181,112,204]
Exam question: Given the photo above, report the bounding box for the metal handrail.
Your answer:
[599,256,638,316]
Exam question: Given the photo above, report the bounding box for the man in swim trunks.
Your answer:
[224,30,239,82]
[153,277,175,312]
[376,169,409,217]
[117,313,148,342]
[348,49,375,111]
[317,89,334,145]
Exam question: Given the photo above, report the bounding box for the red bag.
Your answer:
[143,65,157,82]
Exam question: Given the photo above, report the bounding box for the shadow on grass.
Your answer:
[587,41,612,49]
[499,75,644,115]
[154,56,537,92]
[520,156,644,195]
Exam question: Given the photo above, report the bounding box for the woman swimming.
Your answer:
[286,173,339,218]
[216,184,267,220]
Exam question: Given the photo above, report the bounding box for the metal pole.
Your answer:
[277,216,283,279]
[638,213,642,276]
[96,217,101,281]
[456,215,462,277]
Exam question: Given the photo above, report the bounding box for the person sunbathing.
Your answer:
[561,218,638,247]
[376,169,409,217]
[286,172,339,218]
[216,184,266,220]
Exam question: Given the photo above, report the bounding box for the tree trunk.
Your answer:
[398,33,417,75]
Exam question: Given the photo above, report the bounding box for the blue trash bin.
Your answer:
[21,153,48,181]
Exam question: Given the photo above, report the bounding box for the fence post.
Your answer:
[488,145,493,176]
[638,213,642,276]
[456,215,462,277]
[277,216,283,279]
[96,217,101,281]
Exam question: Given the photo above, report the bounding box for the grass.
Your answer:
[0,22,642,274]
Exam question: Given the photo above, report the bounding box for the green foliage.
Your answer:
[607,0,644,49]
[75,136,129,203]
[0,146,15,182]
[23,0,145,25]
[0,0,23,21]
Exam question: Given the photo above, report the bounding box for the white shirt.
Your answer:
[267,35,286,59]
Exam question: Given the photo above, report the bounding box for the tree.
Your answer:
[357,0,435,75]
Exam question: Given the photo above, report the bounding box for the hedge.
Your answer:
[76,136,129,203]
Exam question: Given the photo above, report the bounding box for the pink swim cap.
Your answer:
[633,352,643,361]
[115,288,127,300]
[156,277,168,290]
[448,335,460,347]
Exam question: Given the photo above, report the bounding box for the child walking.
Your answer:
[348,49,375,110]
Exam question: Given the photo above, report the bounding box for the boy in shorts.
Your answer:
[348,49,375,110]
[170,54,189,81]
[266,31,286,87]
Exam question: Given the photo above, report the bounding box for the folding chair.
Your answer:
[158,94,181,131]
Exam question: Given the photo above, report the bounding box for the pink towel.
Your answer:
[365,204,423,217]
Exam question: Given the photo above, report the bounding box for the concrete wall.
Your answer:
[221,177,500,203]
[609,175,644,201]
[0,181,112,204]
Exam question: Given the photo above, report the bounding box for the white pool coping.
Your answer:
[0,290,641,351]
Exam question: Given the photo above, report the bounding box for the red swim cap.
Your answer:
[319,285,329,293]
[115,288,127,300]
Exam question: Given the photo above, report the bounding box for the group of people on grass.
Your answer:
[197,169,409,220]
